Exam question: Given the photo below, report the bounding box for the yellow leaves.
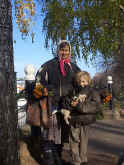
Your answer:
[33,88,43,98]
[23,2,35,10]
[104,94,112,103]
[20,28,28,34]
[33,84,49,99]
[30,9,35,16]
[35,83,44,89]
[15,0,36,40]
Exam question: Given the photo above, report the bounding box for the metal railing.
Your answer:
[17,98,27,128]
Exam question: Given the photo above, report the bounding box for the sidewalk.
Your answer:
[89,119,124,156]
[63,119,124,165]
[88,119,124,165]
[20,119,124,165]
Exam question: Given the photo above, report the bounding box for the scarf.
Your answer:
[59,58,72,76]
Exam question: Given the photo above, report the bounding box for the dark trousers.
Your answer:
[31,126,41,137]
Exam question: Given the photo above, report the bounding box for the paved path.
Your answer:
[63,119,124,165]
[89,119,124,156]
[20,119,124,165]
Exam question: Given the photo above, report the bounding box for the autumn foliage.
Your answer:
[15,0,35,41]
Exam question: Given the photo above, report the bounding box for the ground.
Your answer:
[19,119,124,165]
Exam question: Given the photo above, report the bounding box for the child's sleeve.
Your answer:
[76,90,103,114]
[92,90,103,113]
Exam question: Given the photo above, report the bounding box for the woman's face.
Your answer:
[58,45,70,60]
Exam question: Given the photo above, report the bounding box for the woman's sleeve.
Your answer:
[35,65,54,91]
[35,65,48,86]
[72,63,81,73]
[60,94,73,111]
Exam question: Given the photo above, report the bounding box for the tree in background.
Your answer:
[14,0,124,109]
[93,72,107,89]
[14,0,124,61]
[112,46,124,90]
[14,0,124,87]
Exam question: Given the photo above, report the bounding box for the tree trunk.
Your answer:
[0,0,19,164]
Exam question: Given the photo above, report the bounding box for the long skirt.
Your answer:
[47,113,61,144]
[43,112,61,153]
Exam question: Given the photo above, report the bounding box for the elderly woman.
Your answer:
[35,40,81,165]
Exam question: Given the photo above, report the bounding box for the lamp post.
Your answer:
[107,75,113,112]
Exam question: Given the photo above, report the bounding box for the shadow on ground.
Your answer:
[19,121,121,165]
[89,120,124,156]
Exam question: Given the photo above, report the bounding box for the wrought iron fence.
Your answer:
[17,98,27,128]
[16,79,27,128]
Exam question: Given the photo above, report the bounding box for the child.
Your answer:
[61,71,102,165]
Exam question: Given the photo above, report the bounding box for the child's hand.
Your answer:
[78,94,87,102]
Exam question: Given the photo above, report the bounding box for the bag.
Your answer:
[39,99,49,128]
[26,103,41,126]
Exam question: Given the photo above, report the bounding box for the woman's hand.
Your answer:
[71,98,79,107]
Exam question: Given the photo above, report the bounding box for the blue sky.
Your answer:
[13,32,97,78]
[13,29,97,78]
[12,2,97,79]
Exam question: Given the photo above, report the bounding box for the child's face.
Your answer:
[79,77,88,87]
[58,45,70,60]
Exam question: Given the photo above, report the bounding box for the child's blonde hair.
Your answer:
[75,71,92,85]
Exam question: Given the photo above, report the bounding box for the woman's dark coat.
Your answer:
[36,57,80,108]
[35,57,80,142]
